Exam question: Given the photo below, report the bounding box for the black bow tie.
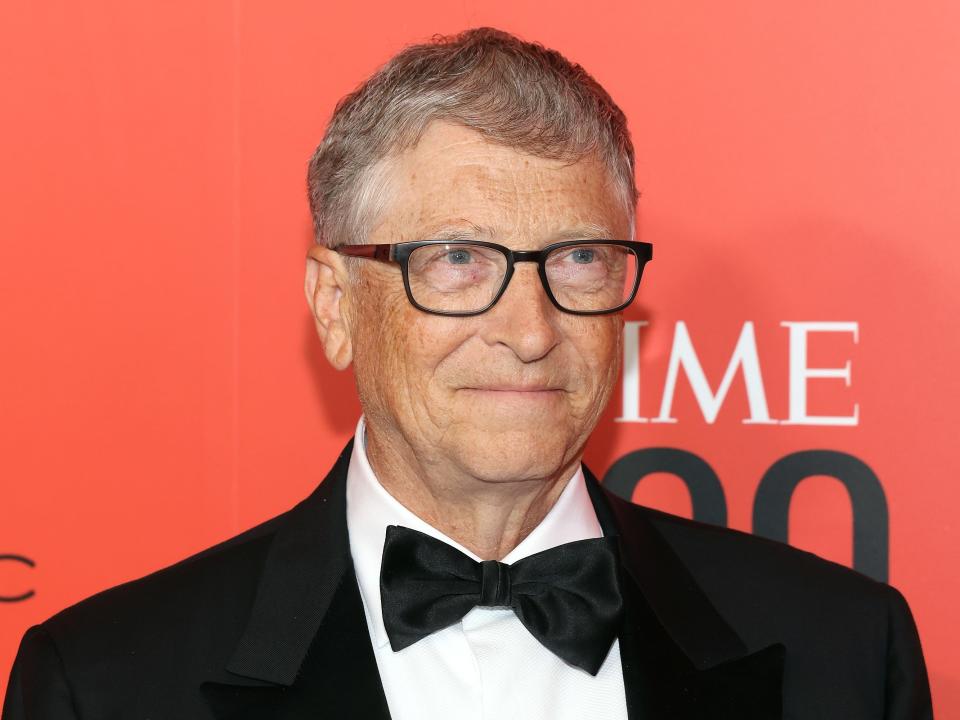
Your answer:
[379,524,624,675]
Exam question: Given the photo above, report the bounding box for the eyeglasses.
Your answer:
[334,239,653,316]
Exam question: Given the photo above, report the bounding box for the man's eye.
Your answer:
[571,248,596,264]
[445,249,473,265]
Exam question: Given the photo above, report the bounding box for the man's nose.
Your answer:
[478,262,560,363]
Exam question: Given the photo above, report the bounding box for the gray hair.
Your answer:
[306,27,638,248]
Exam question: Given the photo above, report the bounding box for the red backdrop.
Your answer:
[1,0,958,713]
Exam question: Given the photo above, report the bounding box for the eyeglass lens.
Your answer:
[406,243,639,314]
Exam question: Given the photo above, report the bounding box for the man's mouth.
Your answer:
[460,384,566,394]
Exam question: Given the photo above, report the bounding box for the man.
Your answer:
[3,27,932,720]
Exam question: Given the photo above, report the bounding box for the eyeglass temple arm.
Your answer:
[334,244,393,262]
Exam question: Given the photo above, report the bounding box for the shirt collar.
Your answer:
[345,415,604,649]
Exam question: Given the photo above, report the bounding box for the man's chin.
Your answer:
[443,428,579,485]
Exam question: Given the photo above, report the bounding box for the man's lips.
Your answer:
[459,385,567,393]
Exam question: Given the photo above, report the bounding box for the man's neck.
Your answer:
[363,422,581,560]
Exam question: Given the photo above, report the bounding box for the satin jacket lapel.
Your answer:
[584,467,785,720]
[200,439,392,720]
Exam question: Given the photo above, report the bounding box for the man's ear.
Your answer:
[304,244,353,370]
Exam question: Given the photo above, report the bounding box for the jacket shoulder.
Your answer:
[600,489,931,716]
[639,497,886,587]
[606,492,902,631]
[38,502,295,658]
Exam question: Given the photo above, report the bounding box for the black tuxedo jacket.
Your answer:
[3,440,933,719]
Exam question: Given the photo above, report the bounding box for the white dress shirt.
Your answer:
[345,416,628,720]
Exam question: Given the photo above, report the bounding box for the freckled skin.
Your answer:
[305,121,631,559]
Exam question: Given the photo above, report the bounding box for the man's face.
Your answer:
[344,121,630,483]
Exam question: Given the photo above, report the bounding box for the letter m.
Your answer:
[654,321,773,424]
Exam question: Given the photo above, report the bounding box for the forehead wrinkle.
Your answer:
[374,133,629,247]
[399,187,623,246]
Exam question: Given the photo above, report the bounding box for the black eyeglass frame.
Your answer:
[334,239,653,317]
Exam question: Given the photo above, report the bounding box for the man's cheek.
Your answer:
[584,326,620,374]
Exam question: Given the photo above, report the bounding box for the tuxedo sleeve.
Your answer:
[884,586,934,720]
[2,625,79,720]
